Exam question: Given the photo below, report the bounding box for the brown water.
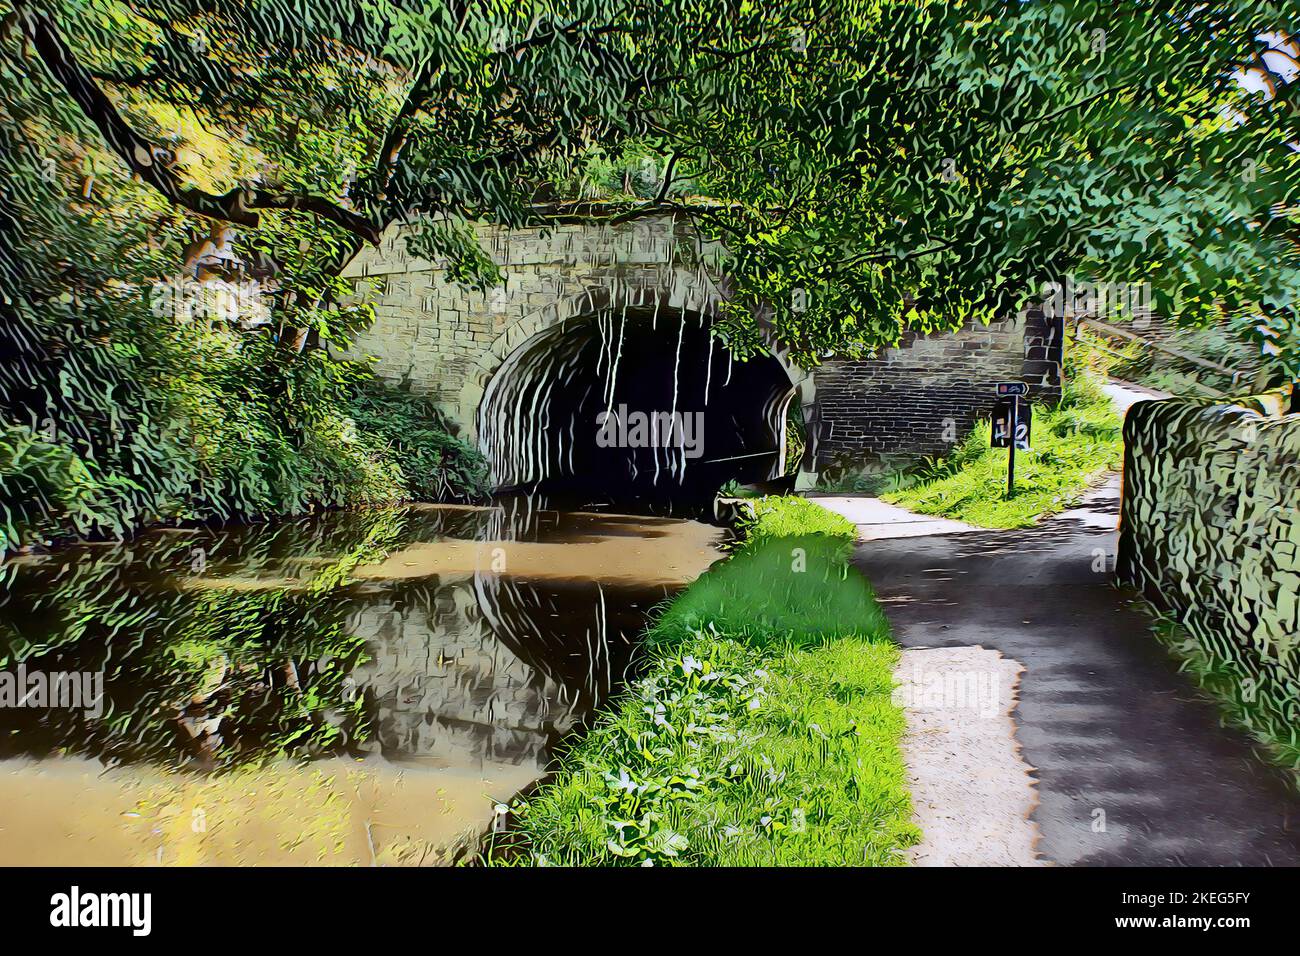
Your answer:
[0,502,723,865]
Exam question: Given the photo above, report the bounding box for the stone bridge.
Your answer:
[341,214,1060,496]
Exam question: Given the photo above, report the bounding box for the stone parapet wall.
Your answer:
[1118,398,1300,734]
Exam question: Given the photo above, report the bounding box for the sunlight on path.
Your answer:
[894,646,1044,866]
[810,496,981,540]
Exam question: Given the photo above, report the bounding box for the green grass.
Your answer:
[483,498,918,866]
[649,534,883,652]
[737,494,858,547]
[881,373,1123,529]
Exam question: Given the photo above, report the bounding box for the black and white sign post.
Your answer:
[1007,395,1019,497]
[992,382,1031,498]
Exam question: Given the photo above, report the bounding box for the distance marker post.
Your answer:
[993,382,1030,498]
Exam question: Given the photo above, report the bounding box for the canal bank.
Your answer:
[486,496,919,866]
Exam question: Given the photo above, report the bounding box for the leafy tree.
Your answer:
[2,1,1298,551]
[4,0,677,341]
[639,2,1299,387]
[8,1,1297,371]
[0,0,495,551]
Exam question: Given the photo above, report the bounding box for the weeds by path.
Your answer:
[881,373,1123,529]
[483,499,918,866]
[1139,602,1300,792]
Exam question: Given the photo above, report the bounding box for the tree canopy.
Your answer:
[2,0,1297,551]
[3,0,1298,371]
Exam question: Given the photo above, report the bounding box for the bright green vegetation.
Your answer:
[738,494,857,546]
[649,533,881,652]
[486,499,919,866]
[0,354,488,554]
[878,374,1123,529]
[0,26,491,556]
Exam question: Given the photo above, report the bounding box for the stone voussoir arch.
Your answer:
[457,265,791,444]
[342,214,1040,486]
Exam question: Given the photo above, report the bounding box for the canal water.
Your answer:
[0,503,723,865]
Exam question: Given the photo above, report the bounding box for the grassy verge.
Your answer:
[879,373,1123,529]
[484,496,918,866]
[737,494,858,545]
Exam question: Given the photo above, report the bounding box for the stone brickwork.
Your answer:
[813,311,1058,466]
[1022,308,1065,401]
[340,214,1042,482]
[338,215,803,444]
[1118,399,1300,740]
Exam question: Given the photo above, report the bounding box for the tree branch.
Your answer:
[652,152,680,205]
[18,7,381,244]
[528,198,749,238]
[355,57,436,228]
[842,236,959,267]
[1022,83,1137,130]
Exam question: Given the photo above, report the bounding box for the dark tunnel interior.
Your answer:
[477,307,796,511]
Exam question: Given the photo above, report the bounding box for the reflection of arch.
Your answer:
[472,569,646,718]
[466,503,676,718]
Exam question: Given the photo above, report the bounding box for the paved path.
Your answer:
[1098,378,1170,412]
[820,381,1300,864]
[809,496,981,540]
[849,479,1300,865]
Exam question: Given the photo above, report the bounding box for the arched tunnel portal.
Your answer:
[344,216,1043,493]
[477,306,797,508]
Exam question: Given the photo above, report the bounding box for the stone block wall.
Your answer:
[812,312,1041,466]
[339,215,728,439]
[1118,398,1300,734]
[339,214,1043,476]
[1022,308,1065,401]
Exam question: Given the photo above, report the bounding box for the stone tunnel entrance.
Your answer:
[344,216,1039,488]
[477,307,796,509]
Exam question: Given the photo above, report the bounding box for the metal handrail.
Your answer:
[1075,317,1245,389]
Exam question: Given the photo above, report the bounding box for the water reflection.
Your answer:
[0,503,722,864]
